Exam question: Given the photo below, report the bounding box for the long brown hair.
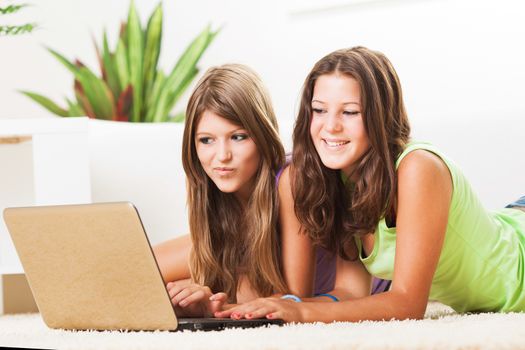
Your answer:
[292,47,411,259]
[182,64,287,300]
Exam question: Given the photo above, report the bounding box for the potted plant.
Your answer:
[20,1,219,243]
[20,1,218,123]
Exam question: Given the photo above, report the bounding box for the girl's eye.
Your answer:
[232,133,248,141]
[198,137,213,145]
[343,110,360,116]
[312,108,325,114]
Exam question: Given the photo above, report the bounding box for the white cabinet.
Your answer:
[0,117,91,275]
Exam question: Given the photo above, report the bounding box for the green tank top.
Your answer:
[357,141,525,312]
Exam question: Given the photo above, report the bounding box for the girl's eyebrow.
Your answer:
[311,99,360,106]
[195,128,246,137]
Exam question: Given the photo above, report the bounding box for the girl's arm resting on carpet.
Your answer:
[279,166,316,297]
[153,234,192,284]
[308,255,372,302]
[218,151,452,322]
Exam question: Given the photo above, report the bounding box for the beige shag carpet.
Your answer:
[0,302,524,350]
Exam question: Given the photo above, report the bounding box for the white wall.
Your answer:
[1,0,525,208]
[2,0,524,121]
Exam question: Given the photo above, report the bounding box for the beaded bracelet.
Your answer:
[281,294,302,302]
[314,293,339,302]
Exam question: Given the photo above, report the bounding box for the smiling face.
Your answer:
[309,73,370,178]
[195,110,260,203]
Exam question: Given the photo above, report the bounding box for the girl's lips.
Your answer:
[213,167,235,175]
[323,139,350,147]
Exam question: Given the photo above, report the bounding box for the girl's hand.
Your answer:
[167,281,228,317]
[214,297,304,323]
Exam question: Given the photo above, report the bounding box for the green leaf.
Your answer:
[19,90,69,117]
[150,25,219,122]
[74,80,96,119]
[142,3,162,111]
[102,30,121,99]
[119,21,128,47]
[170,24,218,78]
[0,23,37,36]
[115,85,133,122]
[47,47,118,119]
[144,70,165,122]
[163,66,198,121]
[75,67,115,119]
[66,98,85,117]
[0,4,27,15]
[115,38,129,91]
[47,48,79,75]
[126,0,144,122]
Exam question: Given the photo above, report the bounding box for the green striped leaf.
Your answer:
[115,38,130,91]
[47,48,79,75]
[102,30,121,99]
[144,70,165,122]
[66,98,85,117]
[126,0,144,122]
[142,3,162,112]
[170,24,218,79]
[150,25,219,122]
[19,90,69,117]
[115,85,133,122]
[74,80,96,118]
[164,66,198,121]
[148,79,170,123]
[48,48,115,119]
[75,67,115,119]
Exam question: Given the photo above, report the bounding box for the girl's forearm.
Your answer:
[299,290,426,323]
[153,235,192,283]
[301,288,352,303]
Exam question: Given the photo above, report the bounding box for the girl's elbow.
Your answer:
[388,291,427,320]
[395,300,427,320]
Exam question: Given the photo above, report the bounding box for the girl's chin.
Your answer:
[320,159,352,171]
[213,182,238,193]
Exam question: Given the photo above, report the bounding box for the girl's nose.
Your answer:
[217,141,232,162]
[324,113,343,133]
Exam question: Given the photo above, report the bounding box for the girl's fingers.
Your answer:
[170,287,195,305]
[168,285,185,300]
[266,311,282,320]
[245,306,273,319]
[209,293,228,314]
[214,308,234,318]
[209,292,227,302]
[178,289,206,307]
[221,303,260,319]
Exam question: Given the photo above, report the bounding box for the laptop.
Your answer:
[2,202,283,331]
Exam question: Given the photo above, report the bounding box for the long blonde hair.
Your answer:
[182,64,287,300]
